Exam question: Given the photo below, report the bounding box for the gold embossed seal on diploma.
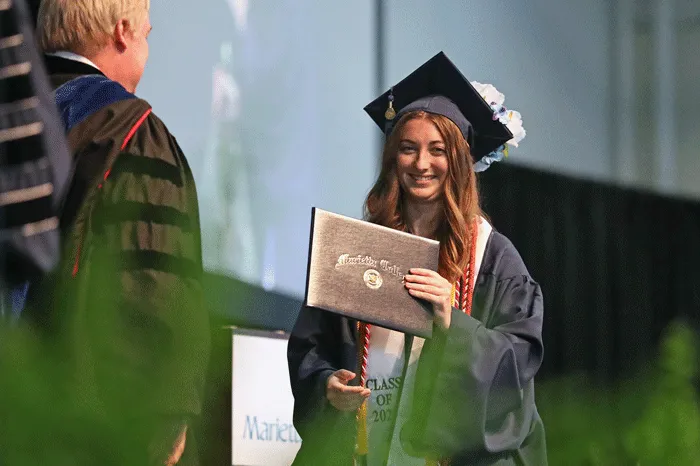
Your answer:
[363,269,383,289]
[304,208,440,338]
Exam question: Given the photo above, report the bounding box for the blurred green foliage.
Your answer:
[2,317,700,464]
[0,322,151,465]
[539,320,700,466]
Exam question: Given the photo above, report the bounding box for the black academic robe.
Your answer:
[18,56,210,466]
[288,230,547,466]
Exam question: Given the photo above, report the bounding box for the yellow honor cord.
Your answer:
[356,400,369,455]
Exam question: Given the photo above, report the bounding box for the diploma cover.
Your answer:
[304,208,440,338]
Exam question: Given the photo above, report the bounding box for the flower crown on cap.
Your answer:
[470,81,526,172]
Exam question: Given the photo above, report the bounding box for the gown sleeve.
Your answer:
[401,273,544,459]
[288,305,340,434]
[287,305,359,463]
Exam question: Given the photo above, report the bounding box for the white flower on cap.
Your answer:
[505,110,526,147]
[471,81,526,149]
[471,82,505,107]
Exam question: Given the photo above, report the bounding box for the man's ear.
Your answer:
[113,19,131,52]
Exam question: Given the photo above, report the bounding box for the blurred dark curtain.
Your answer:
[479,162,700,381]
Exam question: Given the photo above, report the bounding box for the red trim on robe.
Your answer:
[121,108,152,150]
[72,107,153,278]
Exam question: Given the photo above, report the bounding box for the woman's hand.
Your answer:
[164,426,187,465]
[326,369,371,412]
[404,268,453,330]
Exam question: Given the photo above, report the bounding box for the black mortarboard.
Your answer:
[364,51,512,160]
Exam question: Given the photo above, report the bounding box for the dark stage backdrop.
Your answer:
[479,162,700,381]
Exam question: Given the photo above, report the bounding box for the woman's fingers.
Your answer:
[328,387,370,411]
[405,277,451,305]
[405,269,451,288]
[404,282,443,295]
[333,382,368,395]
[334,369,356,383]
[407,288,442,303]
[407,268,436,277]
[327,370,371,411]
[404,274,440,285]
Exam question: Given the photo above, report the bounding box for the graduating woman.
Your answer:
[288,52,546,466]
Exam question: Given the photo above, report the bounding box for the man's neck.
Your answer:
[47,51,102,72]
[49,49,135,93]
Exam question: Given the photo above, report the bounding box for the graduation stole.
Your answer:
[354,219,478,466]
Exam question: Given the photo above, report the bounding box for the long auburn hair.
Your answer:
[364,111,482,283]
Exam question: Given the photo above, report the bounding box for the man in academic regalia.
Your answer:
[16,1,211,464]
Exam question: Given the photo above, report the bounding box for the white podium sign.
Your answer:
[231,329,301,466]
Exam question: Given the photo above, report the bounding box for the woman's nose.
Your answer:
[414,149,430,170]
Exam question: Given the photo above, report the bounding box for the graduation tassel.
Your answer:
[356,402,369,462]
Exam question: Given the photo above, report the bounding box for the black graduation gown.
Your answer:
[18,56,210,466]
[287,230,547,466]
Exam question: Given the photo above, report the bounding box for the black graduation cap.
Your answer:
[364,51,513,160]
